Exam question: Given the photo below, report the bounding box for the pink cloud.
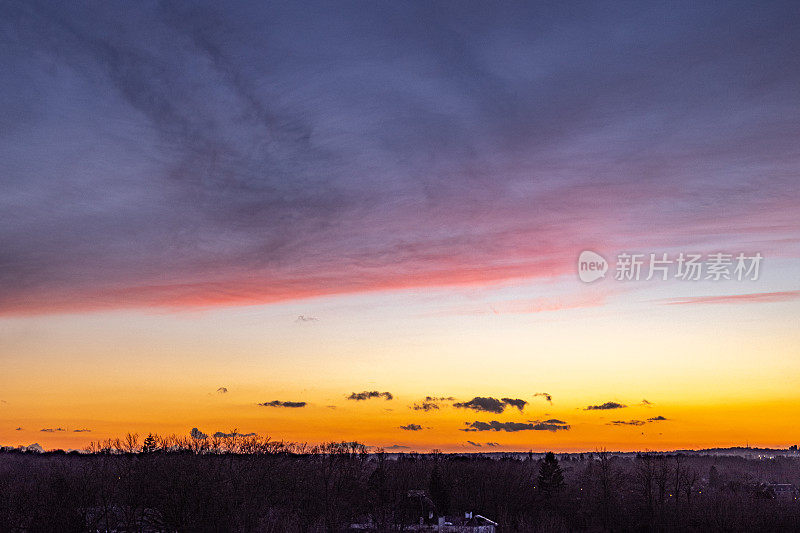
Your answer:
[448,291,608,316]
[662,290,800,306]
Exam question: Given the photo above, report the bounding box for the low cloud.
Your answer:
[399,424,424,431]
[585,402,627,410]
[190,428,208,439]
[258,400,307,408]
[15,427,22,431]
[608,420,646,426]
[347,391,393,401]
[453,396,527,414]
[609,416,669,426]
[501,398,527,411]
[486,442,500,447]
[411,400,440,411]
[534,392,553,404]
[410,396,453,411]
[542,418,567,424]
[467,441,482,447]
[384,444,409,450]
[40,427,66,433]
[217,387,228,394]
[213,431,257,438]
[73,428,91,432]
[462,420,570,432]
[454,397,505,413]
[296,315,318,322]
[640,399,652,406]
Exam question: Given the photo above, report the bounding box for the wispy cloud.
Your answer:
[609,416,669,426]
[608,420,645,426]
[662,290,800,306]
[534,392,553,404]
[410,396,454,411]
[452,292,607,316]
[411,400,440,411]
[2,3,797,315]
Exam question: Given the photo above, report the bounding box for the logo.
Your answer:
[576,250,762,282]
[578,250,608,283]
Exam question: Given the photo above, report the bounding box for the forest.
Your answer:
[1,433,799,532]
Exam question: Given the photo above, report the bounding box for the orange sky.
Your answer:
[2,274,799,452]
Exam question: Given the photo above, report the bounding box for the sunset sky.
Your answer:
[1,1,799,452]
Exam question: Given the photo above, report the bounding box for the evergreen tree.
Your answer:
[429,461,450,515]
[709,465,720,488]
[537,451,564,498]
[142,433,157,453]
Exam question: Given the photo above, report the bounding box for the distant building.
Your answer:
[443,512,498,532]
[350,491,498,532]
[351,512,497,532]
[768,483,798,501]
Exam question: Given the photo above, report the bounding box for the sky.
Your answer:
[1,1,799,452]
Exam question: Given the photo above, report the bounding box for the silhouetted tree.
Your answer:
[537,451,564,498]
[142,433,157,453]
[635,452,656,525]
[709,464,720,488]
[594,448,617,530]
[429,459,450,515]
[368,451,392,529]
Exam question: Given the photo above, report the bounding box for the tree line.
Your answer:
[0,433,799,531]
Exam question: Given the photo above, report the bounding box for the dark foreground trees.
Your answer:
[1,437,799,532]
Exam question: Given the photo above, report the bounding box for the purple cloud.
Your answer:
[1,3,798,315]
